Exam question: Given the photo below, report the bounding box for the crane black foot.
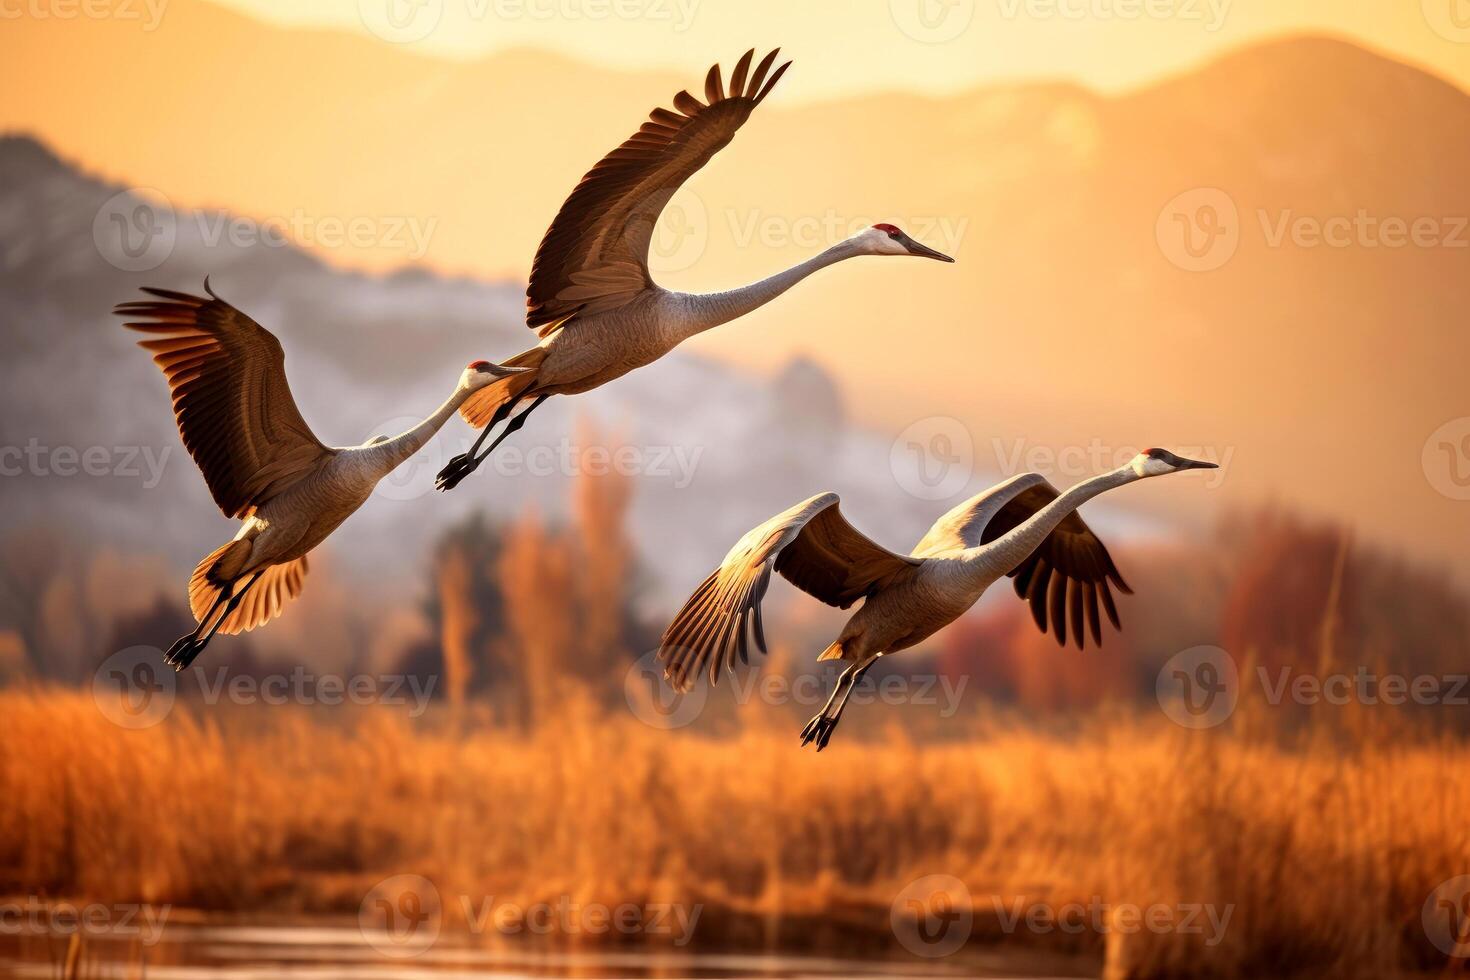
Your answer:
[435,453,481,492]
[800,713,840,751]
[164,633,206,672]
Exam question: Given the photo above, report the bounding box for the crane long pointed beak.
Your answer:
[902,236,956,263]
[1177,457,1219,470]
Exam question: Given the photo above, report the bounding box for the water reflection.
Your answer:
[0,921,1095,978]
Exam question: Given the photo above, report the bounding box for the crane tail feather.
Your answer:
[816,639,847,662]
[188,542,308,636]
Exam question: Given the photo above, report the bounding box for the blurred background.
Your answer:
[2,1,1469,977]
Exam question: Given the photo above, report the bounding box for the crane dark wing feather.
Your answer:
[978,482,1131,650]
[658,493,918,692]
[525,48,791,333]
[114,281,335,519]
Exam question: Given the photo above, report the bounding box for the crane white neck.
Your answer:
[676,238,865,339]
[357,385,474,478]
[966,466,1142,578]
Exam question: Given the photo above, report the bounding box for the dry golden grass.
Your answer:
[2,688,1467,978]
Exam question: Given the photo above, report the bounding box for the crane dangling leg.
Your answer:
[434,396,519,491]
[163,570,265,672]
[800,653,883,751]
[436,394,549,492]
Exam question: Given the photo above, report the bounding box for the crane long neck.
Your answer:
[678,239,862,338]
[362,386,471,477]
[969,467,1140,576]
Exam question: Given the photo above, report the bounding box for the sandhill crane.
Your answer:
[435,48,954,491]
[658,449,1218,749]
[114,281,524,670]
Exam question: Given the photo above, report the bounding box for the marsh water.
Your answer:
[0,921,1099,978]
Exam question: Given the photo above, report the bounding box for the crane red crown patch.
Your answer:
[468,360,492,371]
[872,223,901,235]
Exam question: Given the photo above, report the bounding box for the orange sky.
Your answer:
[4,0,1468,576]
[219,0,1470,100]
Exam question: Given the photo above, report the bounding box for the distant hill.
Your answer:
[0,135,977,612]
[2,7,1467,577]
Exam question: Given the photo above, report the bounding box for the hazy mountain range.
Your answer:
[0,135,997,607]
[3,4,1469,582]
